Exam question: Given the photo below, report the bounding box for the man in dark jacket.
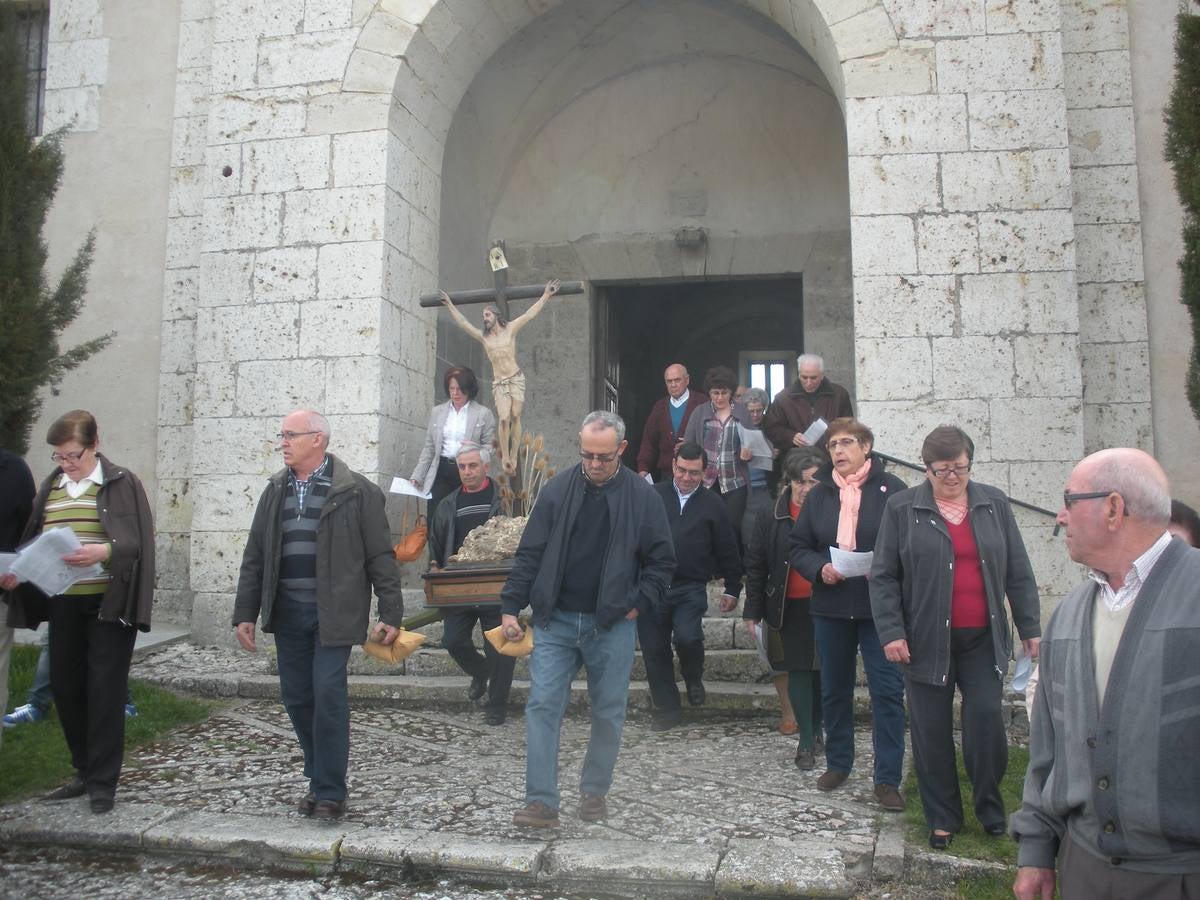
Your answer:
[762,354,853,452]
[0,448,35,749]
[636,363,708,481]
[427,442,515,725]
[233,409,404,821]
[640,442,741,729]
[500,411,675,828]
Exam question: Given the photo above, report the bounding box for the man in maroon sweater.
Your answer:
[636,364,708,482]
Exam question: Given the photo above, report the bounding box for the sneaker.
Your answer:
[512,801,559,828]
[816,769,849,792]
[873,783,905,812]
[579,793,607,822]
[124,703,138,719]
[3,704,46,727]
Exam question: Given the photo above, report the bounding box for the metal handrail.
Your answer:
[874,452,1058,520]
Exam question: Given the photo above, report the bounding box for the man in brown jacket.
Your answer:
[762,354,853,452]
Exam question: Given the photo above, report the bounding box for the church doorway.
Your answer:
[594,277,805,469]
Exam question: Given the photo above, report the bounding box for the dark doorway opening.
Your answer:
[594,277,805,470]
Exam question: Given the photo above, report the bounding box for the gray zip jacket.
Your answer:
[1011,537,1200,873]
[870,479,1040,685]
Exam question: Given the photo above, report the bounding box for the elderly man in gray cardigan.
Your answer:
[1012,448,1200,900]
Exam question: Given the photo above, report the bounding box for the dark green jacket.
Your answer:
[232,454,404,645]
[869,479,1041,685]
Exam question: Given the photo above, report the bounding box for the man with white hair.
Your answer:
[762,354,852,452]
[427,442,515,725]
[233,409,405,821]
[1012,448,1200,899]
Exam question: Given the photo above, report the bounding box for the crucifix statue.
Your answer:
[419,241,584,475]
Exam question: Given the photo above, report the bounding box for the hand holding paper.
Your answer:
[829,546,873,578]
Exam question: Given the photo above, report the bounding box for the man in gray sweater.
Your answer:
[1012,448,1200,899]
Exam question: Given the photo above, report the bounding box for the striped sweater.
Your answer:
[41,482,109,595]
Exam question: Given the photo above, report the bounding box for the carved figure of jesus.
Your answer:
[439,278,561,474]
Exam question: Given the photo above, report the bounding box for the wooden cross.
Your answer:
[418,240,583,320]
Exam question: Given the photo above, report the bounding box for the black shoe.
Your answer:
[685,680,706,706]
[45,776,87,801]
[929,831,953,850]
[651,713,680,731]
[984,822,1007,838]
[484,710,506,726]
[468,674,488,702]
[298,792,316,816]
[89,795,115,815]
[794,745,816,770]
[312,799,345,820]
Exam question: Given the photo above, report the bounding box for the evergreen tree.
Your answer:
[0,7,111,455]
[1165,12,1200,421]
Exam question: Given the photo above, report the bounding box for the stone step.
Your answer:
[406,614,755,651]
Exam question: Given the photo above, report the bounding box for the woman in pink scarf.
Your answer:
[789,418,908,812]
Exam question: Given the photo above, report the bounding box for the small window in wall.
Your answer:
[742,351,792,401]
[16,5,49,136]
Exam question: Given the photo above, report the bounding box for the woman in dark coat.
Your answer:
[871,425,1040,849]
[1,410,154,815]
[789,417,908,811]
[744,446,825,768]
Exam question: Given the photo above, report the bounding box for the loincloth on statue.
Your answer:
[492,370,526,403]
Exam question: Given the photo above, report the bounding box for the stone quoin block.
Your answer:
[199,250,255,307]
[1014,334,1083,397]
[942,150,1071,213]
[1074,223,1143,284]
[256,29,358,88]
[195,302,300,363]
[853,275,956,338]
[990,398,1083,461]
[977,210,1076,273]
[933,336,1016,399]
[936,32,1064,94]
[209,87,309,145]
[850,215,917,275]
[202,195,285,252]
[1077,282,1147,344]
[234,359,328,416]
[46,38,109,89]
[1071,165,1140,225]
[1063,50,1133,109]
[842,45,935,98]
[244,135,332,193]
[857,337,933,401]
[281,186,386,245]
[917,213,980,274]
[1067,106,1136,167]
[968,90,1069,151]
[253,246,320,303]
[959,271,1079,335]
[318,241,385,299]
[847,154,940,215]
[845,95,967,155]
[985,0,1061,34]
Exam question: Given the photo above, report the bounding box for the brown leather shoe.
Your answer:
[579,793,607,822]
[873,783,905,812]
[297,792,316,816]
[312,799,346,820]
[816,769,849,792]
[513,801,559,828]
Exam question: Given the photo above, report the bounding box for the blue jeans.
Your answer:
[637,582,707,715]
[525,610,636,810]
[273,598,353,802]
[812,615,906,786]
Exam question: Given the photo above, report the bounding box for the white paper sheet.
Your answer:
[737,424,775,470]
[801,417,827,445]
[829,546,873,578]
[643,472,654,484]
[8,528,105,596]
[389,476,432,500]
[0,552,16,577]
[749,620,771,670]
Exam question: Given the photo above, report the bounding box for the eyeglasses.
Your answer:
[276,430,320,442]
[929,464,971,479]
[1063,490,1115,509]
[580,450,620,463]
[50,448,90,464]
[827,438,858,450]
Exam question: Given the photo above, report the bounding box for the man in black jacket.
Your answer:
[640,442,741,729]
[427,442,515,725]
[500,411,675,828]
[0,448,35,750]
[232,409,404,822]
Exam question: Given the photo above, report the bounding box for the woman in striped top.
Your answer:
[1,410,155,815]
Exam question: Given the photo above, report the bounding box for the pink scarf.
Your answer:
[831,459,872,550]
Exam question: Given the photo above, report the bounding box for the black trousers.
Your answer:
[428,456,461,518]
[906,626,1006,833]
[47,595,137,800]
[441,606,515,715]
[637,581,708,715]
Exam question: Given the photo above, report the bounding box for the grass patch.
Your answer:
[902,744,1029,866]
[0,644,213,802]
[955,870,1019,899]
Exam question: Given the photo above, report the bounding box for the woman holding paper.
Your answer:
[789,417,907,811]
[682,366,754,549]
[410,366,497,517]
[869,425,1040,849]
[743,446,825,767]
[0,410,154,814]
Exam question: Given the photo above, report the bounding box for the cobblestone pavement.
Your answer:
[0,643,1003,897]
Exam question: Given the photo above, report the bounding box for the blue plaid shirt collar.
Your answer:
[288,454,332,515]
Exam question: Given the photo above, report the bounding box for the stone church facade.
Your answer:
[32,0,1198,644]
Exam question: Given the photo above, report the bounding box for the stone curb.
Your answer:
[0,800,863,897]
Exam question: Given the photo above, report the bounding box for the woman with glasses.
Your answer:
[0,410,154,814]
[744,446,826,766]
[683,366,754,547]
[870,425,1041,849]
[410,366,497,517]
[789,417,908,811]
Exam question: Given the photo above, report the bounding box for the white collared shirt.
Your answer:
[440,402,469,459]
[58,458,105,500]
[669,390,689,409]
[674,481,697,513]
[1087,530,1172,613]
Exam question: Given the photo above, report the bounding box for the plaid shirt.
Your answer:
[288,454,331,518]
[696,414,746,493]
